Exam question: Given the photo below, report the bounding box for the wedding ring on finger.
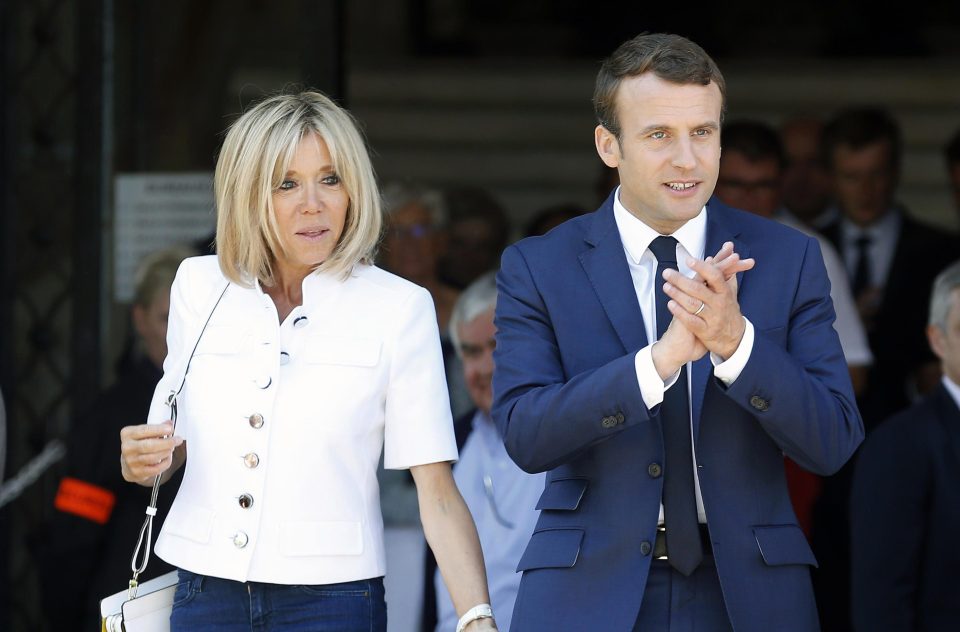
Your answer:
[693,301,706,316]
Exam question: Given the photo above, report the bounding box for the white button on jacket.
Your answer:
[149,256,458,585]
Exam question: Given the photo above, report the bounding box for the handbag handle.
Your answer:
[128,280,229,598]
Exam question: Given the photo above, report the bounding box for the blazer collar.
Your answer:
[580,191,648,353]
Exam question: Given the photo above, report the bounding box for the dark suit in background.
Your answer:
[850,383,960,631]
[821,214,957,426]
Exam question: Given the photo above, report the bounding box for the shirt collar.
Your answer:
[612,186,707,264]
[842,207,901,242]
[942,375,960,411]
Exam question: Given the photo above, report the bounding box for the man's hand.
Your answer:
[651,242,754,378]
[662,250,750,361]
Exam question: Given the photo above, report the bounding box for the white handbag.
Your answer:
[99,282,229,632]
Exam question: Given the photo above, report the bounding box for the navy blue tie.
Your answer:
[649,235,703,576]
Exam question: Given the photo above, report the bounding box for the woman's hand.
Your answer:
[120,421,184,486]
[411,461,494,628]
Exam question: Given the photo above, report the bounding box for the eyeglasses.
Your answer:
[482,474,515,529]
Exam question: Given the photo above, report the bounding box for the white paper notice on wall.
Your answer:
[114,173,216,302]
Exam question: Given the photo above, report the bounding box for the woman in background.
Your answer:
[37,245,193,627]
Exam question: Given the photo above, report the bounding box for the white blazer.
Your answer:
[149,256,457,584]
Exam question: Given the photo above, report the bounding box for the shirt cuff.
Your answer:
[635,344,682,409]
[711,317,754,385]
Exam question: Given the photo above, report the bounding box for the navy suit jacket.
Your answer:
[850,383,960,631]
[492,194,863,632]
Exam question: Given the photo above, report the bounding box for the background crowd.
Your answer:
[15,109,957,631]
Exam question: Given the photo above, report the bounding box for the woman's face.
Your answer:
[133,287,170,369]
[271,131,349,281]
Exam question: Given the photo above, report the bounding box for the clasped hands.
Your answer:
[651,241,755,381]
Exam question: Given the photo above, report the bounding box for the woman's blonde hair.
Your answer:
[215,90,381,285]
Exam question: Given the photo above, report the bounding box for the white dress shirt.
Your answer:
[777,210,873,367]
[434,411,544,632]
[839,208,901,290]
[151,256,458,584]
[613,189,755,522]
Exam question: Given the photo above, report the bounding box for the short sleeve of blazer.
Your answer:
[383,286,458,469]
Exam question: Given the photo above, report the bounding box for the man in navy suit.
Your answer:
[492,33,863,631]
[850,259,960,631]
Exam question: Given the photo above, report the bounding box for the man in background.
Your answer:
[422,271,543,632]
[780,116,836,230]
[850,259,960,631]
[819,107,958,426]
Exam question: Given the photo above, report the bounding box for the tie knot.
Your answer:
[650,235,679,265]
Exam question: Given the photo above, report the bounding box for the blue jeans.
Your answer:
[170,569,386,632]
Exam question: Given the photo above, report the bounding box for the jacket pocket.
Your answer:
[536,477,588,511]
[753,524,818,567]
[305,337,381,367]
[164,503,215,544]
[194,325,246,355]
[516,528,584,571]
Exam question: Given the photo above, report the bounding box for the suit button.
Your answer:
[293,316,309,329]
[601,415,617,429]
[749,395,770,411]
[616,412,625,423]
[238,493,254,509]
[640,541,652,556]
[648,462,662,478]
[243,453,260,468]
[255,376,273,389]
[233,531,249,548]
[248,413,264,429]
[280,351,291,366]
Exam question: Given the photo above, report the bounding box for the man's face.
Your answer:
[381,201,442,283]
[457,307,496,415]
[781,120,832,221]
[444,217,501,288]
[829,140,897,227]
[595,73,722,234]
[715,150,782,218]
[928,289,960,385]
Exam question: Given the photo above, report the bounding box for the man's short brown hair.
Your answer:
[593,32,726,140]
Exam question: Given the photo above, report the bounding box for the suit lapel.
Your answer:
[579,197,648,354]
[935,384,960,467]
[693,200,748,439]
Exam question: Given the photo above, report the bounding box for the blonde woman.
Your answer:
[120,91,497,632]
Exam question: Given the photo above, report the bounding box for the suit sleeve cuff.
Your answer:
[711,317,754,385]
[636,344,681,409]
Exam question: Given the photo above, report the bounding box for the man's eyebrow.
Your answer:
[638,124,671,135]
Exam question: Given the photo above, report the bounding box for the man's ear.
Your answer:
[595,125,621,169]
[927,323,946,362]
